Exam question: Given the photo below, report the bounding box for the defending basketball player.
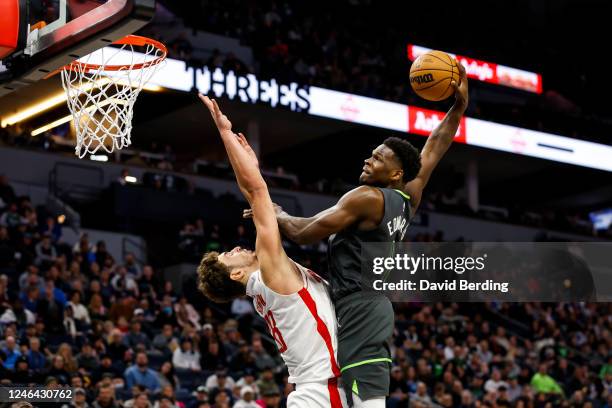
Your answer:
[196,95,347,408]
[245,63,469,407]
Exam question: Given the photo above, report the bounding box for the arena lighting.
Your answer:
[89,155,109,162]
[407,44,543,94]
[590,209,612,231]
[1,91,67,127]
[124,176,137,183]
[3,78,161,128]
[30,114,74,136]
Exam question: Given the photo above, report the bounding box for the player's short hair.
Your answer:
[197,252,246,303]
[383,137,421,182]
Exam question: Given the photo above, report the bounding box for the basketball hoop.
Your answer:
[59,35,167,158]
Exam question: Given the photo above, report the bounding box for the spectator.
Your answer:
[10,356,36,384]
[92,383,121,408]
[106,329,128,362]
[63,305,79,339]
[531,363,564,395]
[88,293,108,321]
[410,382,432,407]
[484,369,510,393]
[174,297,201,331]
[0,227,16,273]
[229,340,256,373]
[124,253,142,279]
[172,338,201,372]
[123,321,151,350]
[152,324,178,357]
[92,354,123,384]
[206,368,235,400]
[252,337,275,371]
[200,339,225,372]
[77,341,99,373]
[235,368,259,396]
[259,385,281,408]
[36,283,65,336]
[43,278,67,306]
[26,337,46,372]
[111,266,139,296]
[230,296,254,316]
[187,385,209,408]
[233,385,258,408]
[0,175,16,205]
[210,390,231,408]
[95,241,113,267]
[66,387,90,408]
[40,217,62,244]
[46,355,70,384]
[138,265,160,296]
[1,336,22,370]
[0,203,23,229]
[255,366,276,397]
[389,366,409,406]
[57,342,78,373]
[124,351,161,393]
[126,391,151,408]
[1,299,35,326]
[155,296,178,328]
[73,234,94,262]
[68,290,91,326]
[157,361,180,391]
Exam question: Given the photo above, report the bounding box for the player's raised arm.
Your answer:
[246,186,383,245]
[404,62,469,212]
[198,95,300,294]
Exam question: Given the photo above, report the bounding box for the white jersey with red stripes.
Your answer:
[245,261,341,385]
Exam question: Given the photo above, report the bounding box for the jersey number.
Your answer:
[264,311,287,353]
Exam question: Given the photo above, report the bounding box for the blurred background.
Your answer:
[0,1,610,407]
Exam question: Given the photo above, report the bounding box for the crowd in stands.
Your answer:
[1,171,611,407]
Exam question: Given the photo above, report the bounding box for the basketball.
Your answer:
[409,50,460,101]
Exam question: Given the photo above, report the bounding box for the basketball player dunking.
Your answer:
[196,95,348,408]
[246,63,469,407]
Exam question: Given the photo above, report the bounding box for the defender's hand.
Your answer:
[199,94,259,167]
[243,203,284,219]
[236,132,259,168]
[199,94,232,133]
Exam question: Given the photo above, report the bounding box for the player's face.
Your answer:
[359,144,402,186]
[218,246,257,271]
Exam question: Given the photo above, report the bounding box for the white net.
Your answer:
[60,39,165,158]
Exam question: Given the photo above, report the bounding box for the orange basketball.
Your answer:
[409,51,460,101]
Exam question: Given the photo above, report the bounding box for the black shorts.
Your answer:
[335,292,394,405]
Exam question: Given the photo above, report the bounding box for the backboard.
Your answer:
[0,0,155,98]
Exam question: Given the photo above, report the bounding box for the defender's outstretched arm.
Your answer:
[199,95,300,293]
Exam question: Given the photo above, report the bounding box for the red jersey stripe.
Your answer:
[297,287,341,377]
[327,377,343,408]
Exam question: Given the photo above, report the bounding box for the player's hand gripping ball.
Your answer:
[409,51,461,101]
